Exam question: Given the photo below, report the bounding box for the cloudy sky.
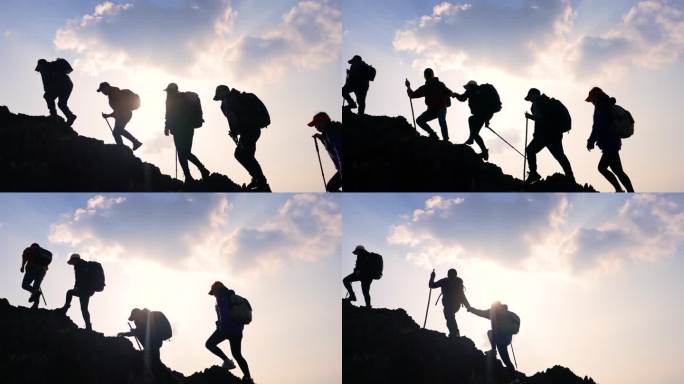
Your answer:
[343,0,684,191]
[0,0,341,191]
[0,193,342,384]
[342,193,684,384]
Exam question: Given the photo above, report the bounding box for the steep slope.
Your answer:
[0,298,241,384]
[343,300,596,384]
[343,109,595,192]
[0,106,245,192]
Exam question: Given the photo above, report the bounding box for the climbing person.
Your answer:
[467,301,520,372]
[405,68,453,141]
[213,85,271,191]
[585,87,635,192]
[20,243,52,309]
[342,55,375,115]
[164,83,211,184]
[118,308,173,370]
[205,281,254,384]
[429,268,470,338]
[308,112,342,192]
[57,254,105,331]
[97,82,142,150]
[453,80,502,161]
[524,88,575,183]
[35,58,77,126]
[342,245,383,308]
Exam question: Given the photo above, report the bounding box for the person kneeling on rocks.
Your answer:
[467,301,520,372]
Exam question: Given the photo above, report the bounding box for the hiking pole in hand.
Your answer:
[486,126,525,158]
[511,339,518,370]
[405,79,417,130]
[40,290,47,306]
[102,114,115,140]
[128,322,143,351]
[523,117,529,182]
[423,269,434,328]
[313,136,327,191]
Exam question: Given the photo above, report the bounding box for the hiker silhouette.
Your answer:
[57,254,103,331]
[214,85,271,192]
[468,301,520,372]
[343,245,383,308]
[453,80,502,161]
[429,268,470,338]
[97,82,142,151]
[343,55,374,115]
[309,112,342,192]
[205,281,254,384]
[20,243,51,309]
[164,83,211,184]
[524,88,575,183]
[406,68,453,141]
[35,58,77,126]
[585,87,635,192]
[117,307,174,382]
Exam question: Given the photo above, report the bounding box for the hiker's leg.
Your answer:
[486,330,496,352]
[235,129,265,182]
[57,81,75,120]
[43,92,58,116]
[598,152,623,192]
[497,335,514,369]
[471,115,488,153]
[438,108,449,141]
[229,335,251,379]
[79,293,92,330]
[342,273,359,300]
[63,288,76,308]
[205,328,230,362]
[183,129,208,174]
[173,132,192,180]
[146,340,162,365]
[356,88,368,115]
[547,138,574,178]
[526,137,544,175]
[416,109,438,136]
[608,151,634,192]
[342,84,356,107]
[113,112,138,146]
[443,307,458,337]
[326,171,342,192]
[32,269,46,301]
[21,271,35,293]
[361,279,372,308]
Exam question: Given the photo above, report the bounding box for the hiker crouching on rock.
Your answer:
[20,243,52,309]
[57,254,105,331]
[35,58,77,126]
[308,112,342,192]
[405,68,453,141]
[343,245,383,308]
[467,301,520,372]
[97,82,142,151]
[429,268,470,338]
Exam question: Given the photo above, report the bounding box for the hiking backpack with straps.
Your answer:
[152,311,173,340]
[228,293,253,325]
[478,83,502,115]
[84,261,106,292]
[27,246,52,267]
[365,63,377,82]
[180,91,204,129]
[547,97,571,133]
[611,104,634,138]
[240,92,270,129]
[367,252,383,280]
[52,58,73,75]
[498,310,521,335]
[116,89,141,112]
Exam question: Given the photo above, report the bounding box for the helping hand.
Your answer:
[164,129,169,137]
[20,267,24,273]
[405,79,410,88]
[430,269,435,280]
[525,112,533,119]
[587,141,594,151]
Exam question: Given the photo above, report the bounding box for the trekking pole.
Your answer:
[313,136,327,190]
[175,149,178,180]
[511,340,518,370]
[485,126,525,158]
[40,291,47,306]
[128,322,143,351]
[103,115,116,142]
[522,117,529,182]
[423,269,434,328]
[406,79,417,130]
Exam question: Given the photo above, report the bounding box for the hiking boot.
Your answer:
[566,173,576,183]
[464,137,474,145]
[346,99,358,109]
[449,331,460,338]
[247,177,270,192]
[344,292,357,302]
[480,149,489,161]
[132,141,143,151]
[222,358,236,370]
[56,305,69,314]
[428,132,439,140]
[28,292,38,303]
[66,114,77,127]
[242,377,255,384]
[200,167,211,180]
[526,171,541,183]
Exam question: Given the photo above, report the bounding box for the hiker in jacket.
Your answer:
[342,245,377,308]
[97,82,142,150]
[453,80,495,160]
[213,85,270,191]
[20,243,51,309]
[406,68,453,141]
[58,254,95,330]
[35,58,77,126]
[429,268,470,338]
[308,112,342,192]
[585,87,634,192]
[206,281,253,384]
[468,301,517,371]
[164,83,211,184]
[524,88,575,182]
[342,55,372,115]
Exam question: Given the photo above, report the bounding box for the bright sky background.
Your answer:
[342,193,684,384]
[0,193,342,384]
[342,0,684,192]
[0,0,341,192]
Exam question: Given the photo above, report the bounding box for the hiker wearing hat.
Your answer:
[20,243,52,309]
[309,112,342,192]
[453,80,502,161]
[523,88,575,183]
[429,268,471,338]
[97,82,142,150]
[343,55,374,115]
[213,85,271,191]
[206,281,254,384]
[405,68,454,141]
[35,58,77,126]
[343,245,383,308]
[118,308,172,366]
[468,301,520,372]
[585,87,634,192]
[164,83,211,184]
[58,254,103,331]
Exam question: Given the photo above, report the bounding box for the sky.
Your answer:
[0,193,342,384]
[342,0,684,192]
[342,193,684,384]
[0,0,342,192]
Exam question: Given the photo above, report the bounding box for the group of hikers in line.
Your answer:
[343,245,521,373]
[343,55,635,192]
[19,243,255,383]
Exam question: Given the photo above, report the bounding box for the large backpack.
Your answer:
[477,84,502,115]
[117,89,141,112]
[611,105,634,138]
[28,246,52,268]
[365,63,377,82]
[181,91,204,129]
[52,58,73,75]
[498,310,520,335]
[152,311,173,341]
[547,97,571,133]
[84,261,106,292]
[367,252,383,280]
[228,294,253,325]
[240,92,270,129]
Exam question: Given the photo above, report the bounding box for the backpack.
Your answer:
[611,105,634,138]
[240,92,270,129]
[366,63,377,82]
[547,97,571,133]
[228,294,253,325]
[117,89,141,111]
[181,91,204,129]
[498,310,520,335]
[30,246,52,267]
[477,84,502,115]
[152,311,173,341]
[52,58,73,75]
[367,252,383,280]
[84,261,106,292]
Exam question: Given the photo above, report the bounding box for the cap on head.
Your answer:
[447,268,457,278]
[209,281,226,295]
[35,59,48,72]
[30,243,39,248]
[213,85,230,101]
[164,83,179,93]
[67,253,81,265]
[97,82,111,93]
[128,308,143,321]
[464,80,478,90]
[524,88,540,101]
[348,55,362,64]
[424,68,434,79]
[585,86,605,102]
[352,245,366,255]
[307,112,331,127]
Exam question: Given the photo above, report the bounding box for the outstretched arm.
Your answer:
[468,307,491,319]
[117,330,134,337]
[428,270,438,288]
[452,92,468,102]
